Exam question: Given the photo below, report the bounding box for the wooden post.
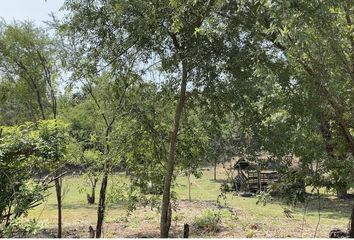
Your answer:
[183,224,189,238]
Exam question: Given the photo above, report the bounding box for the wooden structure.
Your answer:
[234,158,279,193]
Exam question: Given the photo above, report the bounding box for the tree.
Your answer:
[245,1,354,160]
[0,120,69,229]
[245,1,354,197]
[59,0,226,237]
[61,91,106,205]
[79,74,134,237]
[201,1,354,200]
[0,20,59,122]
[0,20,65,236]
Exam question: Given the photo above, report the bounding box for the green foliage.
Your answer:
[194,209,222,233]
[0,120,69,225]
[270,174,306,206]
[1,1,352,236]
[256,192,272,206]
[0,219,40,238]
[322,155,354,196]
[220,182,232,193]
[0,20,59,124]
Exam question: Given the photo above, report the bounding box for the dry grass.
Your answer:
[27,164,352,238]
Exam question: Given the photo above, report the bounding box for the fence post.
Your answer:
[183,223,189,238]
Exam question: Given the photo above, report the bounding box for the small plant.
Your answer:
[246,229,254,238]
[220,182,232,192]
[256,191,272,206]
[194,210,221,233]
[217,192,228,208]
[173,213,183,228]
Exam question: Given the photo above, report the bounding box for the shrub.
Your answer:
[0,219,40,238]
[220,182,232,192]
[194,210,221,233]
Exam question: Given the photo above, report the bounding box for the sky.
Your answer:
[0,0,65,25]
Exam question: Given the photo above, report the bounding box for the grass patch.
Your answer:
[24,164,352,237]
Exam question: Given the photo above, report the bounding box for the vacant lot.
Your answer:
[27,166,351,238]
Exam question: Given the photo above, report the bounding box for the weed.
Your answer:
[246,229,254,238]
[194,209,221,233]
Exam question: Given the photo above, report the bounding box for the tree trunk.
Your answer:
[34,85,46,121]
[257,169,261,193]
[91,178,97,204]
[5,202,12,227]
[87,177,98,204]
[54,178,62,238]
[336,186,348,199]
[213,161,217,180]
[350,204,354,238]
[188,174,191,202]
[160,64,188,238]
[96,172,108,238]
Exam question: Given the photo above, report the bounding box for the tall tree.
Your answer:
[0,20,64,237]
[252,1,354,159]
[220,1,354,198]
[59,0,226,237]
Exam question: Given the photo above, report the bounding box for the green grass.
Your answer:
[25,166,352,237]
[27,175,127,227]
[176,168,351,224]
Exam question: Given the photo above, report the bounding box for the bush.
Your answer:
[220,182,232,192]
[194,210,221,233]
[0,219,40,238]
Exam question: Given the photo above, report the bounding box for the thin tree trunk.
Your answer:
[336,186,348,199]
[213,161,217,180]
[87,177,98,204]
[96,172,108,238]
[350,204,354,238]
[96,124,112,238]
[35,88,46,120]
[92,178,97,204]
[257,169,261,193]
[54,178,62,238]
[5,202,12,227]
[160,64,188,238]
[188,173,191,202]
